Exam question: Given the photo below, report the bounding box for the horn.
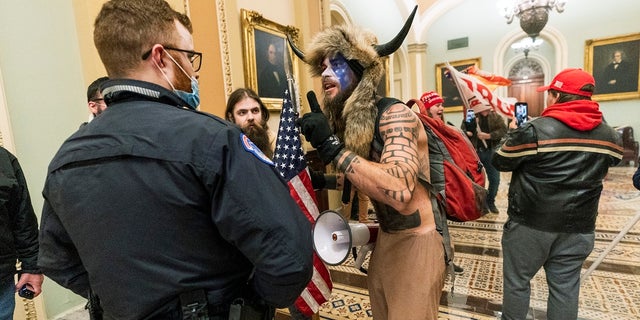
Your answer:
[374,5,417,57]
[287,34,305,62]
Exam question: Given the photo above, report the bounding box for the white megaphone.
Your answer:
[313,210,379,270]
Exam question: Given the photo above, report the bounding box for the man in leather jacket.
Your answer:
[492,68,623,320]
[0,147,43,319]
[38,1,313,319]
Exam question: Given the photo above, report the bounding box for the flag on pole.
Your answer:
[274,88,333,316]
[445,64,515,118]
[463,65,512,91]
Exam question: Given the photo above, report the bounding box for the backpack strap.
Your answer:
[372,97,403,154]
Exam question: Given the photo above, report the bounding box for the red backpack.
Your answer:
[373,97,488,221]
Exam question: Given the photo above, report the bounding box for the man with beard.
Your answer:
[225,88,275,159]
[87,77,109,118]
[37,1,313,318]
[81,76,109,127]
[291,6,447,319]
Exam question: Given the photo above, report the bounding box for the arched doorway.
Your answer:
[508,59,545,117]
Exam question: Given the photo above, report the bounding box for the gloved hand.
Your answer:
[464,117,477,134]
[296,91,344,164]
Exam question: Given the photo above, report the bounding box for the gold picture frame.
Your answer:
[435,58,481,113]
[585,32,640,101]
[241,9,300,110]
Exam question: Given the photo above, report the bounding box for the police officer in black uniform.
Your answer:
[38,1,313,319]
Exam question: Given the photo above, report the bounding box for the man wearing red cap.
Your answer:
[492,68,623,320]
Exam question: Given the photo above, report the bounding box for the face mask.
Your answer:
[156,50,200,110]
[174,77,200,110]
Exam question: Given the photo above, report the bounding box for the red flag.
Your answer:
[446,64,515,117]
[274,88,333,316]
[463,65,512,90]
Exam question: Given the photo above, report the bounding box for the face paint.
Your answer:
[329,53,355,91]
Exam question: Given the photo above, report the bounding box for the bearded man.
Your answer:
[291,6,447,320]
[225,88,275,159]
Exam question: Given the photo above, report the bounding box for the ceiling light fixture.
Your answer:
[511,37,543,58]
[498,0,567,40]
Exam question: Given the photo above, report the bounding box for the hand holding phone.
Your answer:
[464,109,477,133]
[465,109,475,123]
[515,102,528,127]
[18,284,35,299]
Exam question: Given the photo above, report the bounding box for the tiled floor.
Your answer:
[48,167,640,320]
[277,166,640,320]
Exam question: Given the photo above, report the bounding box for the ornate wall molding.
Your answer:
[216,0,233,96]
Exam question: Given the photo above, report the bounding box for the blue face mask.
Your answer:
[174,77,200,110]
[157,50,201,110]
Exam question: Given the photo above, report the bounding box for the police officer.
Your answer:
[38,1,313,318]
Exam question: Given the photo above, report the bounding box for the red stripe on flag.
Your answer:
[275,89,332,317]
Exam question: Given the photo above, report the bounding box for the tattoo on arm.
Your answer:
[336,151,358,173]
[377,106,421,203]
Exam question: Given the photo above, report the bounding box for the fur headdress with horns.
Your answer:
[289,6,417,158]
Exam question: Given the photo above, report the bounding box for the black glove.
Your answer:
[464,117,477,134]
[296,91,344,164]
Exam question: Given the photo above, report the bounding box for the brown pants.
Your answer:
[367,229,445,320]
[341,187,371,222]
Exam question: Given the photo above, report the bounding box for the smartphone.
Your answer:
[18,284,35,299]
[465,109,475,123]
[515,102,528,127]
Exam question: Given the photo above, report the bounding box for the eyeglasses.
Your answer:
[142,46,202,72]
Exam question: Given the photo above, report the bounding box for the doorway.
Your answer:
[508,59,545,117]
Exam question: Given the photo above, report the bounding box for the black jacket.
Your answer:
[38,79,313,319]
[492,100,623,233]
[0,147,39,280]
[461,110,507,151]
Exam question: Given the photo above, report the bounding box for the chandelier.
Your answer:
[511,37,543,58]
[498,0,567,39]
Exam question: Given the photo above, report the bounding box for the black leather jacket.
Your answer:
[492,108,623,233]
[0,147,39,280]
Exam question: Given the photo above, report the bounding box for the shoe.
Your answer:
[488,204,500,214]
[453,263,464,274]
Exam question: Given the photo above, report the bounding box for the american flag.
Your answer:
[274,88,333,316]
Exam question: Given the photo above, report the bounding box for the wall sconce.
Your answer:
[498,0,567,40]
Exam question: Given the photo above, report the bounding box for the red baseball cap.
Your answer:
[420,91,444,108]
[537,68,595,97]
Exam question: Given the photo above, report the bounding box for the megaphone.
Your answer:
[313,210,379,268]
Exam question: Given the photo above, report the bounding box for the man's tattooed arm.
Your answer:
[333,104,422,211]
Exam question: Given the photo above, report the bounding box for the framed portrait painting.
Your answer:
[585,32,640,101]
[435,58,481,112]
[241,9,300,110]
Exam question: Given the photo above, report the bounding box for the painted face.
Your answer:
[231,97,264,130]
[321,53,357,100]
